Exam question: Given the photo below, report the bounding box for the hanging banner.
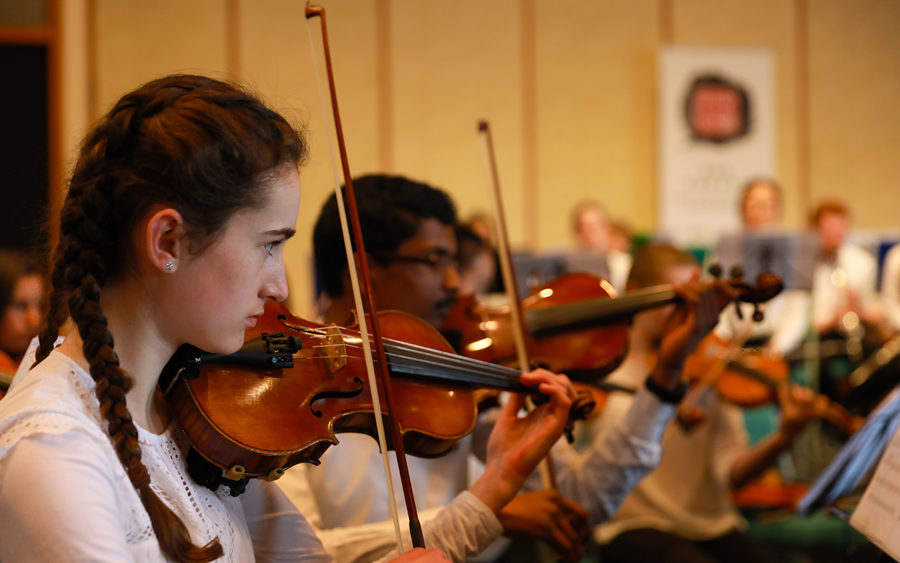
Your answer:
[658,46,775,245]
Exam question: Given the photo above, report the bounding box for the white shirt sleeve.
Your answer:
[552,387,676,524]
[278,465,501,563]
[240,479,332,562]
[0,430,136,562]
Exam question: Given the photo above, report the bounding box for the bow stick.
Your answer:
[478,119,559,489]
[305,2,426,550]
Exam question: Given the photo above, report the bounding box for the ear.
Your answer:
[145,207,187,274]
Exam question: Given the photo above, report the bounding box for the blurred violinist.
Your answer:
[570,201,632,293]
[0,249,46,394]
[591,244,822,563]
[278,175,733,562]
[811,200,895,413]
[883,243,900,333]
[714,178,808,359]
[455,223,499,299]
[810,199,883,338]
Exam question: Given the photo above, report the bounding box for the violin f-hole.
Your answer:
[309,377,366,418]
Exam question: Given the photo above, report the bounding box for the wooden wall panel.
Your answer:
[389,0,527,244]
[74,0,900,316]
[671,0,800,227]
[93,0,228,113]
[808,0,900,233]
[535,0,660,248]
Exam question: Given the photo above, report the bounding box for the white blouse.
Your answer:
[0,350,330,562]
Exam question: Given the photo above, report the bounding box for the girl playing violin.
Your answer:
[0,75,575,562]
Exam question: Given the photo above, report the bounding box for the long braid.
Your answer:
[35,74,304,562]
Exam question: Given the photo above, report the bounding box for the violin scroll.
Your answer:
[708,263,784,322]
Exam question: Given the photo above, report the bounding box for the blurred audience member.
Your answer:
[883,243,900,333]
[465,211,496,247]
[608,219,633,255]
[0,249,45,394]
[810,200,882,336]
[740,178,782,233]
[571,201,631,293]
[715,179,808,358]
[456,224,499,298]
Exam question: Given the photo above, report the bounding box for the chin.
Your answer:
[202,332,245,355]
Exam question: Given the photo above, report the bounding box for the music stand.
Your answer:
[563,250,611,281]
[795,384,900,516]
[511,252,567,297]
[715,233,818,290]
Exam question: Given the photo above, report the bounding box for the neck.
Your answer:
[60,280,175,434]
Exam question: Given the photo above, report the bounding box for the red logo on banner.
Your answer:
[684,74,750,143]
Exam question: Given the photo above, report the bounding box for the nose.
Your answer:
[261,260,290,303]
[443,264,461,294]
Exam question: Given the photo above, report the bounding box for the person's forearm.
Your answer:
[467,463,521,515]
[728,429,793,489]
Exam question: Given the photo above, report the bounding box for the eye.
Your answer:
[264,240,281,257]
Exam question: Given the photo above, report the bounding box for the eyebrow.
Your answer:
[264,228,296,240]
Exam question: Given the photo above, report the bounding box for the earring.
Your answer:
[164,260,176,272]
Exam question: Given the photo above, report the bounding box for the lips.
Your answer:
[246,312,264,328]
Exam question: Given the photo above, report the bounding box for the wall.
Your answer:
[59,0,900,317]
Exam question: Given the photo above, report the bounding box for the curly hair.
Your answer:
[313,174,457,298]
[34,74,305,562]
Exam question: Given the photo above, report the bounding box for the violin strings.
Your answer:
[257,323,529,389]
[271,327,524,389]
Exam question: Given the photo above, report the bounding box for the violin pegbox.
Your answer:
[708,263,784,324]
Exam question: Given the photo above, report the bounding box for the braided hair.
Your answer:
[34,75,305,562]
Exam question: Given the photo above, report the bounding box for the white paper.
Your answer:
[850,420,900,559]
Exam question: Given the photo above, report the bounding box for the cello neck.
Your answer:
[526,284,678,336]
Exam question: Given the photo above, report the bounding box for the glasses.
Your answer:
[373,250,460,272]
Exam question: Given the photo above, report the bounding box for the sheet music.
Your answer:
[796,385,900,516]
[850,418,900,559]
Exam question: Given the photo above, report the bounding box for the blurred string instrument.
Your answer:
[677,332,863,434]
[443,265,786,384]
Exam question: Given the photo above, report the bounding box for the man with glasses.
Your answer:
[312,175,462,329]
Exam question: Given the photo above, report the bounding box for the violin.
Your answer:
[443,269,785,382]
[161,299,592,490]
[678,333,863,435]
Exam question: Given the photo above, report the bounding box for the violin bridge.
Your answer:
[324,325,347,373]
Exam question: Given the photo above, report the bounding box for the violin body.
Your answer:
[166,301,479,480]
[683,333,788,407]
[443,273,629,381]
[679,333,862,435]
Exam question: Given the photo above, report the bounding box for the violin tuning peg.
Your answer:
[752,305,765,323]
[730,266,744,279]
[708,263,723,279]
